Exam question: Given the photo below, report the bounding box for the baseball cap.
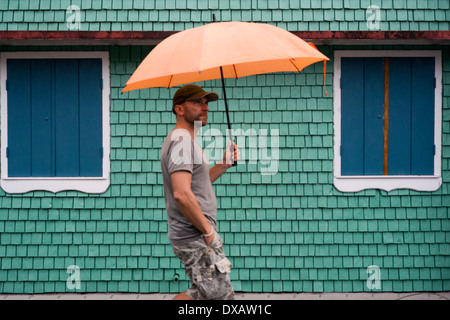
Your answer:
[172,85,219,114]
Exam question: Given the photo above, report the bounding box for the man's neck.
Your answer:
[174,119,201,138]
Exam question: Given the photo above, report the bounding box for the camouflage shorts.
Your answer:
[171,230,235,300]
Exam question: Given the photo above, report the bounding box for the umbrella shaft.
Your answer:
[220,66,232,132]
[220,66,237,167]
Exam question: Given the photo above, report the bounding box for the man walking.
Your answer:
[160,85,239,300]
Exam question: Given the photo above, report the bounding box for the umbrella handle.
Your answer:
[229,137,237,167]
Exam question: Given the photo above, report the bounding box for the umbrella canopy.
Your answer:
[122,21,329,92]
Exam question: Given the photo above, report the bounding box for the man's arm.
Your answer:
[170,170,215,245]
[209,163,228,184]
[210,141,239,183]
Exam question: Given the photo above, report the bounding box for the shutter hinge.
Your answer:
[6,147,9,158]
[434,145,436,155]
[5,79,8,91]
[100,147,104,158]
[434,77,436,88]
[100,78,103,90]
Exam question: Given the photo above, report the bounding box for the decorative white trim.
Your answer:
[333,50,442,193]
[0,51,110,194]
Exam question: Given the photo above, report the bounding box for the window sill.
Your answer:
[333,175,442,193]
[0,177,110,194]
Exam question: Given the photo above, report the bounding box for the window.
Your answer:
[0,52,110,193]
[333,51,442,192]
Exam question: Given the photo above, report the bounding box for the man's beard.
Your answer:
[187,113,207,126]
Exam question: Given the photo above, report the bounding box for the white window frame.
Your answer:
[0,51,111,194]
[333,50,442,193]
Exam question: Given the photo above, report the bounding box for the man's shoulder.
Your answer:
[161,128,194,160]
[170,128,192,140]
[163,128,191,144]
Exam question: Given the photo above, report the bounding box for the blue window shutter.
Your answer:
[388,57,412,175]
[79,59,103,177]
[389,57,435,175]
[341,58,384,176]
[342,56,435,178]
[54,59,80,177]
[31,59,53,177]
[341,58,364,175]
[363,58,385,175]
[411,57,435,175]
[7,59,32,177]
[7,58,103,178]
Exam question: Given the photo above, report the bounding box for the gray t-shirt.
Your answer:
[161,128,217,243]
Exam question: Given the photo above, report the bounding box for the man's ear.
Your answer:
[175,104,184,115]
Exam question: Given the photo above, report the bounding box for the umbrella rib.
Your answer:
[289,59,302,72]
[167,74,174,88]
[233,64,238,78]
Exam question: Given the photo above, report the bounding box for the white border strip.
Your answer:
[333,50,442,192]
[0,51,110,194]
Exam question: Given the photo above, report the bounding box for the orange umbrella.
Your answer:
[123,20,329,165]
[123,21,329,91]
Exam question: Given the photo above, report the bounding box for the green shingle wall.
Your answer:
[0,0,449,31]
[0,44,449,293]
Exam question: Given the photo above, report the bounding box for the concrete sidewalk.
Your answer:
[1,292,449,300]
